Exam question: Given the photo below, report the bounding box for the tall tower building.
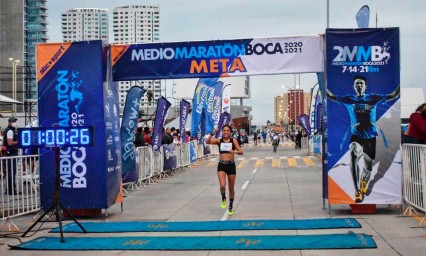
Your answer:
[61,8,109,43]
[112,5,160,115]
[274,89,310,130]
[0,0,48,120]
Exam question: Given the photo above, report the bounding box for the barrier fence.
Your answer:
[2,142,424,229]
[0,155,40,230]
[402,144,426,226]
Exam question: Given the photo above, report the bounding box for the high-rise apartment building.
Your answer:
[274,89,310,129]
[61,8,109,43]
[0,0,48,119]
[112,5,160,114]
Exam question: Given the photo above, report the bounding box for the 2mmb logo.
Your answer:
[332,42,391,64]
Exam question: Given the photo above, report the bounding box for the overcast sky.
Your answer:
[47,0,425,124]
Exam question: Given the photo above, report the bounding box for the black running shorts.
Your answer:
[217,160,236,175]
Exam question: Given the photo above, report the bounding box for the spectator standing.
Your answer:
[134,127,145,147]
[404,103,426,144]
[162,127,173,145]
[143,127,152,146]
[3,117,19,195]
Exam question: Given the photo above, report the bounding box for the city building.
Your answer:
[61,8,109,43]
[112,5,161,117]
[0,0,48,122]
[274,89,310,130]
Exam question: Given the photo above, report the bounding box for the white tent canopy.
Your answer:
[0,94,22,104]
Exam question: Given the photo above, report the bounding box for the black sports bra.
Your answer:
[218,138,236,154]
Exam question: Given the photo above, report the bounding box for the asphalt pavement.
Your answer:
[1,139,425,255]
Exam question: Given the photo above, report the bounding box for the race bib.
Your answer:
[220,143,232,152]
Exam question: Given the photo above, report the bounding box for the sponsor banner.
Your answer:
[313,135,322,154]
[152,97,171,151]
[316,103,323,133]
[215,112,232,139]
[37,41,119,209]
[326,28,401,204]
[198,108,207,142]
[191,78,218,138]
[297,114,312,138]
[309,83,320,134]
[112,35,324,80]
[212,81,224,127]
[356,5,370,28]
[221,84,231,113]
[204,84,216,134]
[120,86,145,183]
[163,143,177,170]
[104,49,122,206]
[203,140,211,155]
[189,140,197,163]
[317,72,328,200]
[179,99,191,143]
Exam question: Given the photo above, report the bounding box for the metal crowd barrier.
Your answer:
[1,155,40,231]
[308,135,323,156]
[301,137,309,151]
[180,143,190,168]
[1,141,221,230]
[402,144,426,227]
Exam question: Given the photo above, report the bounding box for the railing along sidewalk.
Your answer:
[1,155,40,231]
[402,143,426,227]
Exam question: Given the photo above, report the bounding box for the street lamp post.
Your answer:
[9,58,20,115]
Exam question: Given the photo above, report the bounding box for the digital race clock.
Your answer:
[18,126,94,148]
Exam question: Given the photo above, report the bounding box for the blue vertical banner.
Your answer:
[356,5,370,29]
[212,81,224,127]
[191,78,218,138]
[120,86,145,183]
[204,84,216,134]
[215,112,232,139]
[152,97,171,152]
[163,143,177,171]
[189,141,197,163]
[104,49,122,206]
[179,99,191,143]
[297,114,312,138]
[36,41,121,209]
[326,28,401,205]
[316,102,323,133]
[316,72,327,201]
[309,83,319,134]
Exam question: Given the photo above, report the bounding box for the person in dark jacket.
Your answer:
[134,127,145,147]
[3,117,19,195]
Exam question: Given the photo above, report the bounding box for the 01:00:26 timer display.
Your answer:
[18,126,94,148]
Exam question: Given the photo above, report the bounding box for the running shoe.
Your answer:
[228,208,234,216]
[355,190,363,203]
[221,200,226,209]
[360,180,367,194]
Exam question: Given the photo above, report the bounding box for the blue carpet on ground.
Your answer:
[52,218,361,233]
[12,233,376,250]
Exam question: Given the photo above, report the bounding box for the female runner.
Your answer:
[206,125,243,215]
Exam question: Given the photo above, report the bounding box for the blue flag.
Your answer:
[212,81,224,127]
[204,85,216,134]
[356,5,370,28]
[152,97,171,152]
[179,99,191,143]
[121,86,145,183]
[297,114,312,138]
[191,78,218,138]
[215,112,232,139]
